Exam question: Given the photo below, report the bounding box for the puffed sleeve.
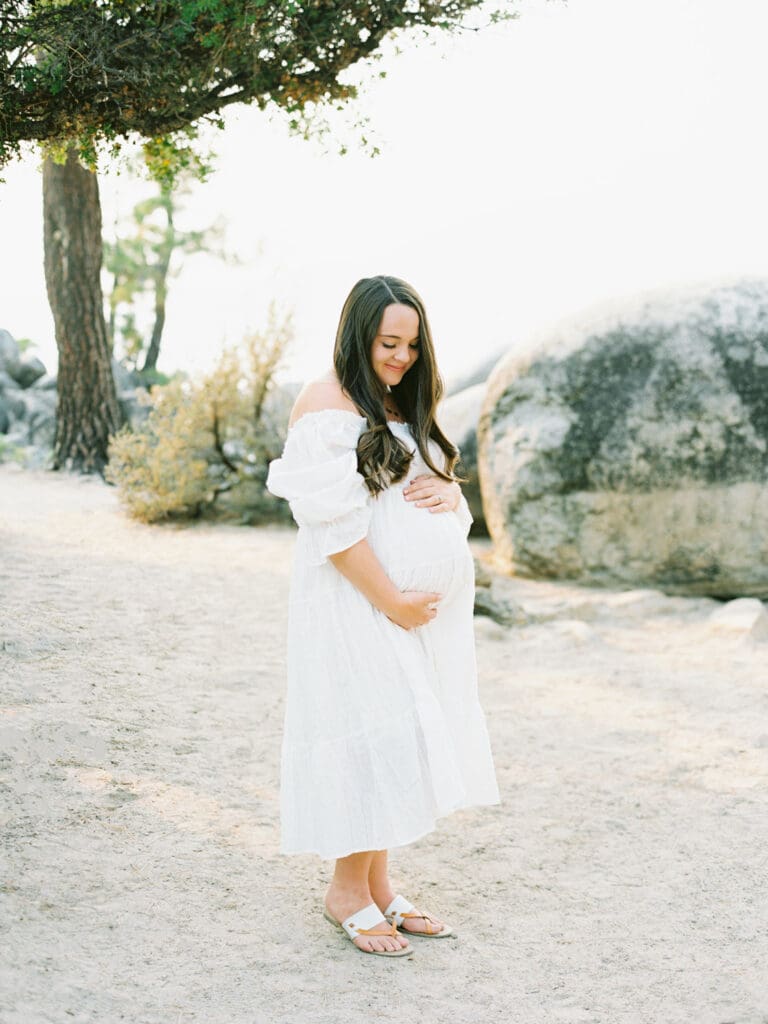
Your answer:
[266,410,372,566]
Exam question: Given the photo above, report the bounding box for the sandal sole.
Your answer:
[388,921,454,938]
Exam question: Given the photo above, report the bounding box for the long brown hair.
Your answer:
[333,275,461,496]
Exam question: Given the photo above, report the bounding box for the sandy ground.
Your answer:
[1,464,767,1024]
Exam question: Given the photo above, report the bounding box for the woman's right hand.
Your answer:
[386,591,442,630]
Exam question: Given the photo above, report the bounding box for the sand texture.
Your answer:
[1,464,767,1024]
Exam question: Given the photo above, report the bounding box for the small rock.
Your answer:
[12,356,46,389]
[0,329,21,378]
[474,578,528,626]
[709,598,768,641]
[117,388,150,429]
[0,369,17,391]
[1,387,25,420]
[9,390,57,447]
[473,556,493,588]
[473,615,509,641]
[547,619,596,645]
[112,359,140,392]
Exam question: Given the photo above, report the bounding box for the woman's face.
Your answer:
[370,303,420,388]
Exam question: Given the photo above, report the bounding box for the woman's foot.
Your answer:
[370,884,447,935]
[324,884,410,954]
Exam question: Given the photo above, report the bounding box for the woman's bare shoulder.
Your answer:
[288,375,361,428]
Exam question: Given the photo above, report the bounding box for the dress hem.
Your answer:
[278,792,502,861]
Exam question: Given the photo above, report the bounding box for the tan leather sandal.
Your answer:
[383,894,454,937]
[323,901,413,957]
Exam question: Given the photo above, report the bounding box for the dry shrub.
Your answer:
[106,308,293,523]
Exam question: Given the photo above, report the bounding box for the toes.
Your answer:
[403,916,441,933]
[353,929,410,954]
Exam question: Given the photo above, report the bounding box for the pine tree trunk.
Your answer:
[142,281,167,373]
[43,148,123,472]
[142,196,173,374]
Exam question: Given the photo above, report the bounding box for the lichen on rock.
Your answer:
[479,279,768,597]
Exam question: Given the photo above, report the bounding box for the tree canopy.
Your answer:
[1,0,506,170]
[3,0,513,473]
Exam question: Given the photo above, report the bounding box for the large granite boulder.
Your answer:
[478,279,768,598]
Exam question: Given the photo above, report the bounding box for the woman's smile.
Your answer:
[371,303,420,386]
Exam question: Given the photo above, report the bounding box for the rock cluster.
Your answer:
[473,554,768,648]
[0,330,56,462]
[478,279,768,598]
[0,329,152,465]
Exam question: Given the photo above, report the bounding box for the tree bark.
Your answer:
[43,148,123,472]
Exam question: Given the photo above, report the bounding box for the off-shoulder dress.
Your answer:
[265,408,500,860]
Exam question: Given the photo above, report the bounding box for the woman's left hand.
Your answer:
[403,474,461,513]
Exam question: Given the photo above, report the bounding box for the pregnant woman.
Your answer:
[266,275,500,958]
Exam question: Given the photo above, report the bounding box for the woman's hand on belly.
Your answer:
[386,590,443,631]
[328,538,442,629]
[403,474,461,513]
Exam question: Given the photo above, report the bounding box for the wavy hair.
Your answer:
[333,275,461,496]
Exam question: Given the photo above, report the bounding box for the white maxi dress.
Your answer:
[266,408,500,860]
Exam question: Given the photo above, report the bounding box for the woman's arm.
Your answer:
[329,539,440,631]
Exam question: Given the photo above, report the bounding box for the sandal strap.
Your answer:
[354,922,398,937]
[397,909,442,934]
[383,893,414,920]
[341,902,396,941]
[384,894,442,934]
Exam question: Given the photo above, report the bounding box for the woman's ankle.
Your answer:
[369,884,396,908]
[325,881,372,907]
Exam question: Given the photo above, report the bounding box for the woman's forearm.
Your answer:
[328,538,402,617]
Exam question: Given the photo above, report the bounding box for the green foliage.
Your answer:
[134,367,173,388]
[142,128,215,191]
[0,0,513,179]
[106,306,293,524]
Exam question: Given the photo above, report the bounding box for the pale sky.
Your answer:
[1,0,767,388]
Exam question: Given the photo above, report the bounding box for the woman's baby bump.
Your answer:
[367,483,470,596]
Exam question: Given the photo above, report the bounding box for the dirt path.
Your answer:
[1,465,766,1024]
